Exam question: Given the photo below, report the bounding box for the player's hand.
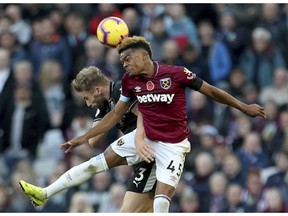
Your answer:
[60,135,87,153]
[243,104,266,118]
[135,139,155,163]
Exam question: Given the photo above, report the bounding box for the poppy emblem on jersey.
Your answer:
[160,78,171,90]
[117,138,125,146]
[146,81,154,91]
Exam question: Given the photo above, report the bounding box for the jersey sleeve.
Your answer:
[120,73,134,102]
[174,66,203,91]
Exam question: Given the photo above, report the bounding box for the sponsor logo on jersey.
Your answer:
[146,81,155,91]
[184,67,196,80]
[135,86,141,92]
[160,78,171,90]
[137,94,175,104]
[117,138,125,146]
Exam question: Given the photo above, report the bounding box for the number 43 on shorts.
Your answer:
[166,160,183,177]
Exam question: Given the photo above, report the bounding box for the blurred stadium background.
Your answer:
[0,3,288,213]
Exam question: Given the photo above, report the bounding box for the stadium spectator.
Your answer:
[239,27,286,90]
[0,81,50,164]
[216,8,247,65]
[73,36,106,79]
[178,187,200,212]
[121,7,141,37]
[190,151,216,212]
[38,60,71,129]
[68,191,94,212]
[160,39,182,65]
[221,183,246,212]
[0,48,13,101]
[98,183,126,212]
[256,4,288,65]
[236,132,270,179]
[253,99,279,152]
[222,153,246,187]
[5,4,32,46]
[259,68,288,107]
[198,20,232,85]
[164,4,199,53]
[242,169,266,212]
[227,67,246,99]
[64,11,89,80]
[138,4,165,39]
[262,187,287,212]
[29,16,72,78]
[267,108,288,156]
[0,29,29,66]
[147,14,170,61]
[208,171,228,212]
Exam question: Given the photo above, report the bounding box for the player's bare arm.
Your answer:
[88,121,109,148]
[60,100,132,153]
[135,112,155,163]
[198,81,266,118]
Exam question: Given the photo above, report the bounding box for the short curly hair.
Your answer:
[116,36,153,59]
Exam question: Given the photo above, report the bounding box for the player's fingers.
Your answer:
[59,142,67,149]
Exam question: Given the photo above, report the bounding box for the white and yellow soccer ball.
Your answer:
[96,16,129,48]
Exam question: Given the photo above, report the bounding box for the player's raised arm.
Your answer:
[198,80,266,118]
[60,100,132,153]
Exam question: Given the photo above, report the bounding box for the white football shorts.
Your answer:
[111,129,191,189]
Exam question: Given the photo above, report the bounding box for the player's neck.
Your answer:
[139,60,154,78]
[102,84,111,101]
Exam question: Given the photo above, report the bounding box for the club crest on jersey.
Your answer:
[146,81,154,91]
[117,138,125,146]
[160,78,171,90]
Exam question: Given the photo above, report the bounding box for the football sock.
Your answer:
[45,153,108,198]
[153,194,171,212]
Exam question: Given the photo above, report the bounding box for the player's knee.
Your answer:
[85,153,109,172]
[153,194,171,213]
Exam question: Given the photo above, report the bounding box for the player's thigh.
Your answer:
[103,146,127,168]
[110,129,142,166]
[151,138,191,195]
[121,191,154,212]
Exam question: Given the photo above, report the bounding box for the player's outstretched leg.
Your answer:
[19,153,109,207]
[19,180,47,206]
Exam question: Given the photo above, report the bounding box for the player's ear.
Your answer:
[95,86,101,94]
[142,51,149,60]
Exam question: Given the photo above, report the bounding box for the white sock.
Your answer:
[45,153,108,198]
[153,194,171,213]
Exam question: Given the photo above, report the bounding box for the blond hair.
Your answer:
[71,66,110,92]
[39,60,62,90]
[116,36,153,59]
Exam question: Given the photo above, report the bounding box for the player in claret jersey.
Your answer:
[56,36,266,212]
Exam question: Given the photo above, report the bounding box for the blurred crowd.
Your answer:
[0,3,288,213]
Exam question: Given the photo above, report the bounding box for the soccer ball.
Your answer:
[96,16,129,48]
